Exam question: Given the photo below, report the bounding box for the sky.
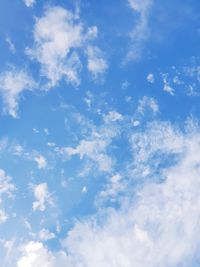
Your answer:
[0,0,200,266]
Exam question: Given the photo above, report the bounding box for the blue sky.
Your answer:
[0,0,200,266]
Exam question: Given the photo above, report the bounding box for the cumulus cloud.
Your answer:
[125,0,153,62]
[32,183,53,211]
[0,69,35,118]
[26,6,107,88]
[17,241,69,267]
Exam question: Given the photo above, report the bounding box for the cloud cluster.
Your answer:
[59,111,123,174]
[26,6,107,88]
[16,119,200,266]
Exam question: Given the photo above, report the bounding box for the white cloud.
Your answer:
[17,241,69,267]
[86,46,108,79]
[26,6,107,88]
[82,186,87,194]
[125,0,153,62]
[23,0,35,7]
[32,183,53,211]
[13,144,24,156]
[0,210,8,224]
[5,35,15,54]
[162,74,175,95]
[147,73,154,83]
[63,121,200,266]
[99,174,125,201]
[137,96,159,115]
[0,169,15,200]
[103,111,123,123]
[0,69,35,118]
[38,229,55,241]
[34,155,47,169]
[61,139,113,173]
[16,119,200,266]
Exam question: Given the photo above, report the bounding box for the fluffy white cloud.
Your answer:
[26,6,107,88]
[0,69,35,118]
[32,183,53,211]
[147,73,154,83]
[23,0,35,7]
[17,241,69,267]
[125,0,153,62]
[34,155,47,169]
[63,121,200,266]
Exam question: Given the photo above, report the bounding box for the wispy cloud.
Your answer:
[125,0,153,62]
[0,68,36,118]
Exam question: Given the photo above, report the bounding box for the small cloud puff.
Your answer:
[32,183,53,211]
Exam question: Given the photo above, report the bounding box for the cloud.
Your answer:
[32,183,53,211]
[61,139,113,173]
[0,68,35,118]
[17,241,69,267]
[0,209,8,224]
[15,119,200,266]
[86,46,108,80]
[26,6,107,88]
[147,73,154,83]
[23,0,35,8]
[34,155,47,169]
[103,111,123,123]
[59,114,122,174]
[38,229,55,241]
[125,0,153,62]
[5,35,16,54]
[162,73,175,95]
[0,169,15,201]
[137,96,159,115]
